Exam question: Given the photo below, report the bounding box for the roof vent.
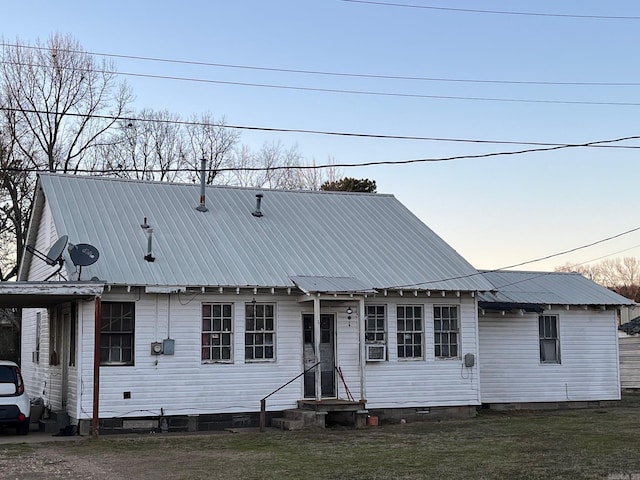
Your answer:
[196,158,208,212]
[144,228,155,262]
[252,194,264,217]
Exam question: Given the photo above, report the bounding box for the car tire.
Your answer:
[16,421,30,435]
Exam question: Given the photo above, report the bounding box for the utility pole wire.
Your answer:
[4,42,640,87]
[1,129,639,173]
[341,0,640,20]
[2,105,640,152]
[5,59,640,107]
[384,225,640,289]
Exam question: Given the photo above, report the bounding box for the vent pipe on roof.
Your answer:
[196,158,208,212]
[252,194,264,217]
[144,228,155,262]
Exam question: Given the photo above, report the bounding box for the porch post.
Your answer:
[92,296,101,438]
[359,297,366,401]
[314,296,321,401]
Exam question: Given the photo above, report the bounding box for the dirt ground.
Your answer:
[0,430,243,480]
[1,442,120,480]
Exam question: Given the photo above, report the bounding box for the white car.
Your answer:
[0,361,30,435]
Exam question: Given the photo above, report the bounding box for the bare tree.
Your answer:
[0,34,132,280]
[1,33,132,173]
[556,257,640,301]
[97,109,185,182]
[183,113,239,184]
[228,141,342,190]
[0,119,38,281]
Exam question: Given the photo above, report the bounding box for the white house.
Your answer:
[478,270,633,408]
[3,174,633,434]
[8,173,499,434]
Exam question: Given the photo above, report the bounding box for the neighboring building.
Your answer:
[1,173,633,434]
[478,270,633,408]
[618,316,640,389]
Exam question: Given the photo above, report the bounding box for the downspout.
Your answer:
[92,296,101,438]
[359,297,366,402]
[314,297,321,401]
[473,293,482,406]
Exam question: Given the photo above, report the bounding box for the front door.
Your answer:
[302,313,336,398]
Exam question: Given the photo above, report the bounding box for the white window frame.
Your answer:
[245,302,276,362]
[539,314,561,364]
[201,303,234,364]
[365,305,386,342]
[397,305,423,360]
[434,305,459,359]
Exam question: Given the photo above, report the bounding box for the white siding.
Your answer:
[479,309,620,404]
[20,308,48,403]
[21,199,73,414]
[74,292,482,419]
[26,201,67,282]
[78,293,306,419]
[363,296,480,408]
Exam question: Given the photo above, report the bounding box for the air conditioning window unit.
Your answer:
[366,344,386,362]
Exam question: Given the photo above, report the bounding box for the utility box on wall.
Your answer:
[162,338,175,355]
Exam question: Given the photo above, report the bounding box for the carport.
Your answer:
[0,281,104,436]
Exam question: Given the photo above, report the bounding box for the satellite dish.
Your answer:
[46,235,68,265]
[26,235,68,266]
[69,243,100,267]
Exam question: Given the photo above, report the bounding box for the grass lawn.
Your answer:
[5,392,640,479]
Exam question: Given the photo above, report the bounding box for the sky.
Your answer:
[2,0,640,272]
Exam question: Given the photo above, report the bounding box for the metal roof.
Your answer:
[27,174,494,291]
[479,270,635,306]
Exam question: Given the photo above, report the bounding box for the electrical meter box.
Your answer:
[464,353,475,368]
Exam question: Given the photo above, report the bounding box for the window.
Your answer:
[434,305,459,358]
[49,310,62,366]
[68,304,77,367]
[539,315,560,364]
[245,303,275,361]
[202,303,233,363]
[34,312,41,363]
[365,305,386,343]
[100,302,135,366]
[397,305,423,359]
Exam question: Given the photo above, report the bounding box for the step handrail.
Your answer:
[260,361,321,432]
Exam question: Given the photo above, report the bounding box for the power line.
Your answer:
[3,106,640,159]
[4,42,640,87]
[483,244,640,290]
[5,59,640,108]
[341,0,640,20]
[385,225,640,289]
[2,132,638,174]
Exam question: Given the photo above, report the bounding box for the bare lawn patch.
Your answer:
[3,392,640,480]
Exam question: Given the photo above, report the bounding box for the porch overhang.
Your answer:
[0,282,104,308]
[290,275,376,300]
[478,301,544,314]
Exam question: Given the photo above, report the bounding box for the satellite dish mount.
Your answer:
[25,235,68,281]
[68,243,100,281]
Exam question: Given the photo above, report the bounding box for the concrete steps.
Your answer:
[271,408,327,430]
[39,410,73,434]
